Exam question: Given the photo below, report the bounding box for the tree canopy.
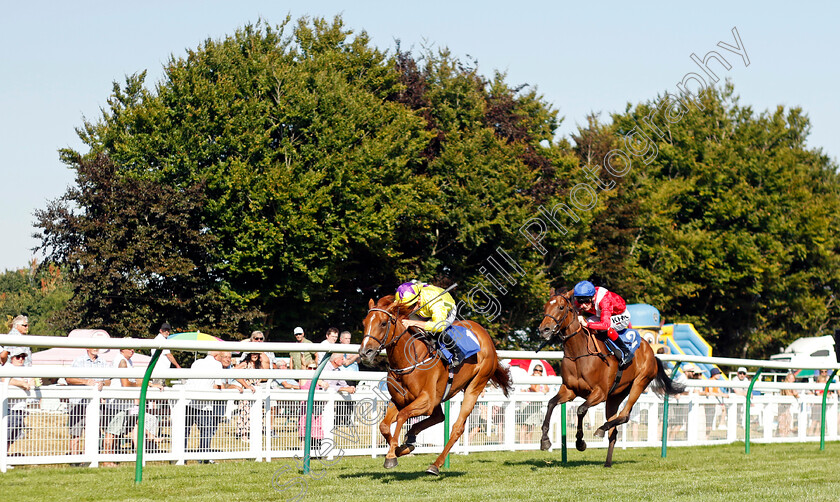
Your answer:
[34,16,840,356]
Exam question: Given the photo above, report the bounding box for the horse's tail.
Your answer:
[491,361,514,397]
[650,357,686,396]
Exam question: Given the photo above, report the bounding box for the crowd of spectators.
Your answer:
[1,318,364,463]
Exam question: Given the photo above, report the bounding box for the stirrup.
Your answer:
[617,353,632,369]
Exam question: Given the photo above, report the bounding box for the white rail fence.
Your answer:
[3,376,839,471]
[1,335,839,472]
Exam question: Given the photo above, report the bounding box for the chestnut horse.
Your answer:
[537,289,684,467]
[359,295,512,475]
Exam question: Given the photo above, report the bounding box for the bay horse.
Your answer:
[359,295,512,475]
[537,289,684,467]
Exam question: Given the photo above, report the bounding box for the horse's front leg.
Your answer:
[379,403,401,468]
[383,394,433,469]
[574,389,606,452]
[396,404,444,457]
[540,384,576,451]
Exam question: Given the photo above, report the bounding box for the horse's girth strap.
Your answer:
[608,368,623,395]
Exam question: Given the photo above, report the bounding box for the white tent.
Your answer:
[30,329,152,368]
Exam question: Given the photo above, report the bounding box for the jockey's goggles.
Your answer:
[575,296,593,304]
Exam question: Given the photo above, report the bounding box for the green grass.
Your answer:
[4,442,839,501]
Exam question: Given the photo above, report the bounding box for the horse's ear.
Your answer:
[368,298,375,309]
[563,289,574,300]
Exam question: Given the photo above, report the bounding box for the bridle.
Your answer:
[542,296,579,343]
[542,296,605,362]
[362,308,400,353]
[362,307,437,374]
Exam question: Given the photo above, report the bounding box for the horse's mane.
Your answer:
[376,295,416,318]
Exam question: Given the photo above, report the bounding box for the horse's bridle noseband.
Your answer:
[542,297,578,343]
[362,307,398,353]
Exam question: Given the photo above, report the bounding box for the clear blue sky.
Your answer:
[2,1,838,272]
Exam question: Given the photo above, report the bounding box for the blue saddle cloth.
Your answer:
[438,325,481,365]
[604,328,642,357]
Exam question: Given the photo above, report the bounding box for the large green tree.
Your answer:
[578,84,840,357]
[36,17,566,339]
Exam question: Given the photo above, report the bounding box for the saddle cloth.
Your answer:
[438,325,481,364]
[604,328,642,356]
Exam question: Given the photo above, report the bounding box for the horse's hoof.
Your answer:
[395,443,416,457]
[594,428,605,438]
[425,464,440,476]
[604,462,612,468]
[576,439,587,452]
[540,438,552,451]
[383,457,398,469]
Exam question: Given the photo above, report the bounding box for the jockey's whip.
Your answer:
[415,282,459,310]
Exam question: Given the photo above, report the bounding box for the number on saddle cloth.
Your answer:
[437,326,481,365]
[604,329,642,355]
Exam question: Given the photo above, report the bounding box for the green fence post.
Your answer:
[560,401,567,465]
[820,369,838,451]
[135,349,162,484]
[744,368,762,454]
[303,353,331,475]
[661,362,682,458]
[444,400,451,469]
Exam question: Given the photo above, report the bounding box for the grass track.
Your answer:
[4,442,838,501]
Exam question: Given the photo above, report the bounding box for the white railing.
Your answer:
[2,334,840,472]
[2,378,839,471]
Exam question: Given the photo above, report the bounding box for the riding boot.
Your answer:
[439,330,460,366]
[611,335,633,369]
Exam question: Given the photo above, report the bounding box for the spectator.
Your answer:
[468,390,491,444]
[732,367,759,396]
[102,347,142,466]
[66,348,111,458]
[807,369,833,436]
[3,347,36,452]
[1,315,32,366]
[703,367,728,432]
[778,371,799,437]
[184,351,224,463]
[152,322,181,386]
[316,327,339,365]
[232,352,264,442]
[241,330,275,369]
[290,327,315,370]
[339,331,360,372]
[325,354,356,427]
[274,358,300,390]
[667,364,691,440]
[218,351,251,392]
[519,365,549,443]
[324,354,356,394]
[298,362,326,453]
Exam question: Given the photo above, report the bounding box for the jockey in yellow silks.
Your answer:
[395,281,463,365]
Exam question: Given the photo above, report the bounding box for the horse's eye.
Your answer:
[380,321,388,328]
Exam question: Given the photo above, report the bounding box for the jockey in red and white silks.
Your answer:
[572,280,634,368]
